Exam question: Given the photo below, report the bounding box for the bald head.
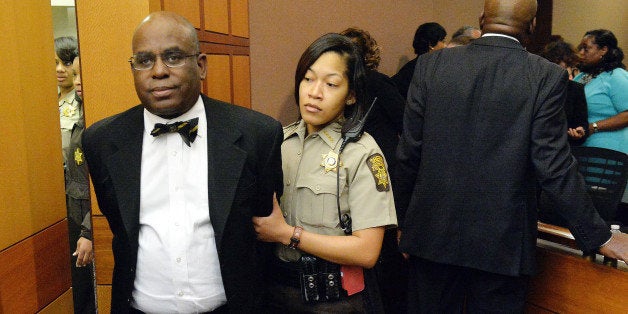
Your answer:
[130,11,207,118]
[481,0,537,39]
[133,11,199,52]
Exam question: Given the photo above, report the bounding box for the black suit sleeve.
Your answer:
[531,70,610,252]
[394,59,426,226]
[256,119,284,216]
[565,81,589,146]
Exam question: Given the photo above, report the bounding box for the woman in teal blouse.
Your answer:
[574,29,628,205]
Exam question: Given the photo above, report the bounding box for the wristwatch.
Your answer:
[288,226,303,249]
[592,122,599,133]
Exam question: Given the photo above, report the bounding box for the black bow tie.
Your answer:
[151,117,199,147]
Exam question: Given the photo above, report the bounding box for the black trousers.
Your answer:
[406,256,529,314]
[67,210,95,314]
[374,228,408,314]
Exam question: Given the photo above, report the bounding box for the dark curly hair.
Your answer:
[579,29,625,76]
[340,27,381,71]
[541,40,580,67]
[412,22,446,55]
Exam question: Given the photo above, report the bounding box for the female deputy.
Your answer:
[253,33,397,313]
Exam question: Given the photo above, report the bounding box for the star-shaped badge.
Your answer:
[74,147,84,166]
[321,150,340,173]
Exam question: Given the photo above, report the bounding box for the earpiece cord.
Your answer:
[336,97,377,236]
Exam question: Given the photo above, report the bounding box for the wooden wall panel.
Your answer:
[0,221,71,313]
[204,0,229,34]
[0,1,72,312]
[40,289,74,314]
[1,0,66,250]
[231,0,249,38]
[93,216,114,284]
[526,246,628,313]
[163,0,201,28]
[232,55,251,107]
[205,54,232,103]
[97,285,112,314]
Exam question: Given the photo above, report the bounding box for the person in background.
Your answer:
[55,37,96,314]
[55,36,80,164]
[574,29,628,222]
[537,39,591,227]
[253,33,397,313]
[340,26,407,314]
[82,11,283,313]
[395,0,628,312]
[391,22,446,98]
[446,25,481,48]
[540,39,589,146]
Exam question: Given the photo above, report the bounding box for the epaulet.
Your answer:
[282,121,300,139]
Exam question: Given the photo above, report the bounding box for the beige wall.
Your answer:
[553,0,627,48]
[249,0,485,124]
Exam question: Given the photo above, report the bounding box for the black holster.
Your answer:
[298,255,344,303]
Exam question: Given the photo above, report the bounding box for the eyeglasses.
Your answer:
[128,51,200,70]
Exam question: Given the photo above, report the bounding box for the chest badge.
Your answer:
[61,104,77,117]
[74,147,84,166]
[321,150,340,173]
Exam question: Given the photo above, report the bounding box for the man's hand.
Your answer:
[567,127,586,139]
[599,232,628,263]
[252,194,293,245]
[397,229,409,260]
[73,237,94,267]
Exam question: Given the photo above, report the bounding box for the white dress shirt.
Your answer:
[132,96,227,313]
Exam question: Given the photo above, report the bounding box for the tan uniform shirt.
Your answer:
[277,119,397,261]
[59,89,81,164]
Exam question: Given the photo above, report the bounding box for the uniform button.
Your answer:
[297,151,302,155]
[315,185,321,191]
[287,180,291,186]
[282,211,287,218]
[174,222,180,226]
[172,151,177,157]
[178,291,184,297]
[176,257,182,263]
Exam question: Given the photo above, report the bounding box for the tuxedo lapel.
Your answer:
[106,107,144,240]
[203,96,246,249]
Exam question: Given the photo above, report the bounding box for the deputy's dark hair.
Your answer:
[582,29,625,76]
[294,33,367,134]
[54,36,79,63]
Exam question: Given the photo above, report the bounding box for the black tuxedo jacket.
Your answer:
[395,36,610,276]
[83,94,283,313]
[565,80,589,146]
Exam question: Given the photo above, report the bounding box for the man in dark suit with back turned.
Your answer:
[395,0,628,312]
[83,11,283,313]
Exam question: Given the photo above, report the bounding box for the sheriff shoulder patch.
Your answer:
[366,153,389,192]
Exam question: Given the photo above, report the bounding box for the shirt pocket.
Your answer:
[295,175,346,229]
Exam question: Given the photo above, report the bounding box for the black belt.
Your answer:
[130,304,228,314]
